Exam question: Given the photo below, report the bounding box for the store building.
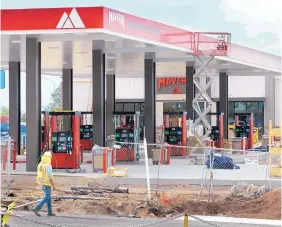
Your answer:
[73,61,281,138]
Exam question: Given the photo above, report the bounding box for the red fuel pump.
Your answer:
[50,111,82,172]
[207,112,224,148]
[234,113,254,150]
[41,111,50,152]
[164,112,187,156]
[114,111,142,162]
[80,111,93,150]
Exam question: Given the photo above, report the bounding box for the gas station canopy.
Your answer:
[0,6,281,78]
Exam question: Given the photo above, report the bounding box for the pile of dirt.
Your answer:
[146,189,281,220]
[225,189,281,220]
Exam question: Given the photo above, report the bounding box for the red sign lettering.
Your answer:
[157,77,186,90]
[172,87,182,94]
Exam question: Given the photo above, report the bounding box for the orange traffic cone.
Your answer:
[161,191,170,205]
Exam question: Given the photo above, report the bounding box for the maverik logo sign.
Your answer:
[108,11,125,28]
[56,8,85,29]
[157,77,186,94]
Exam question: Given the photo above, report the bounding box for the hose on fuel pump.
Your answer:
[37,119,58,170]
[65,152,82,174]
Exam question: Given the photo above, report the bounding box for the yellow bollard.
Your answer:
[2,201,16,226]
[184,213,188,227]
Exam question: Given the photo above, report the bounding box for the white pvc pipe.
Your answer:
[7,137,11,195]
[143,138,151,201]
[14,199,41,209]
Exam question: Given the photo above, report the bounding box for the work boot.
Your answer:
[47,213,56,216]
[32,209,41,217]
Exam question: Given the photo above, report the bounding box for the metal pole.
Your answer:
[143,138,151,201]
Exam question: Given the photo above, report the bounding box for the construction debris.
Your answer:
[53,196,111,201]
[230,182,266,199]
[64,180,129,199]
[3,177,281,220]
[70,185,129,194]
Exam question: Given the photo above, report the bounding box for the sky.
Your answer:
[1,0,281,112]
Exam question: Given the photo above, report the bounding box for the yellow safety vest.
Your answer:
[36,163,52,187]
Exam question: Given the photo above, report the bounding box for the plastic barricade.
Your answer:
[103,148,115,173]
[231,137,247,152]
[152,147,170,165]
[1,139,17,171]
[92,145,114,173]
[1,143,8,171]
[11,140,16,170]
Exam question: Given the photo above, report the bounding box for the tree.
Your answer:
[0,106,27,123]
[43,84,62,111]
[21,112,26,122]
[0,106,9,116]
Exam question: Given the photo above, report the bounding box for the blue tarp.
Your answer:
[206,155,240,169]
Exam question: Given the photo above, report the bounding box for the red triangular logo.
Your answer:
[172,87,182,94]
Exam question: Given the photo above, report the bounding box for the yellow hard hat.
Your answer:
[43,151,52,158]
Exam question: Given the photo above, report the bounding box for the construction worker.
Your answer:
[32,151,56,217]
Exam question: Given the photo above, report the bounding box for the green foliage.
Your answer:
[0,106,9,116]
[0,106,27,123]
[43,85,62,111]
[21,112,26,122]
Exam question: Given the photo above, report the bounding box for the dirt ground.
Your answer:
[1,176,281,220]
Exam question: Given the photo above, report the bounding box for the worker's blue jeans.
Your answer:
[35,185,52,214]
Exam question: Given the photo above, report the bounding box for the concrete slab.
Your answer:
[5,153,280,187]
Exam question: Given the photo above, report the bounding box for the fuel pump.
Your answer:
[80,111,93,150]
[50,111,81,171]
[207,112,224,148]
[41,111,50,152]
[114,111,141,162]
[233,113,254,149]
[163,112,187,156]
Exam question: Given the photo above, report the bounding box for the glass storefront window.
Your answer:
[124,103,135,112]
[221,101,264,139]
[115,103,123,112]
[140,103,145,112]
[228,114,235,125]
[258,102,264,113]
[134,103,141,112]
[198,101,205,113]
[246,102,258,113]
[163,102,186,113]
[234,102,246,113]
[228,102,235,113]
[115,102,145,112]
